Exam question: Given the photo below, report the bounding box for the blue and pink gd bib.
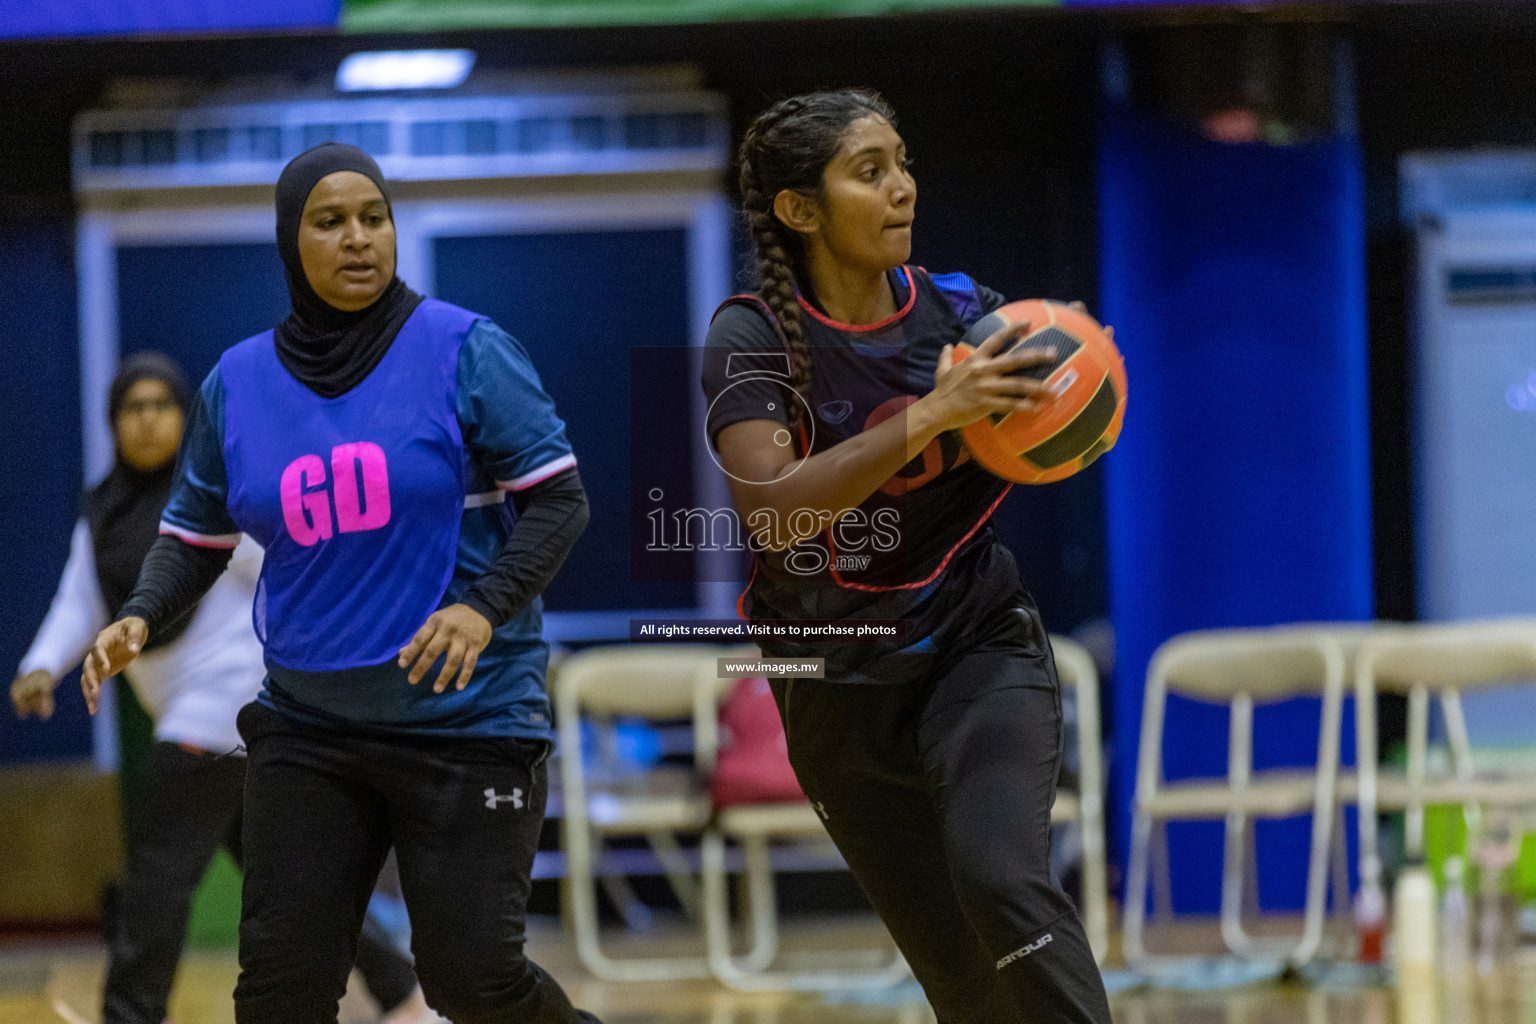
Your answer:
[220,299,478,673]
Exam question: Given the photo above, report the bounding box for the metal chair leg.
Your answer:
[702,828,909,992]
[1220,807,1253,957]
[646,829,701,920]
[567,826,710,981]
[740,834,779,972]
[1122,808,1154,968]
[1078,791,1111,965]
[598,872,653,932]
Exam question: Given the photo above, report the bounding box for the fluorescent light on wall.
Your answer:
[336,50,475,92]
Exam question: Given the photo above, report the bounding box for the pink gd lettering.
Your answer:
[279,443,392,546]
[279,454,332,546]
[331,442,392,533]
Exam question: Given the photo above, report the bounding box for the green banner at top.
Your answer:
[342,0,1056,32]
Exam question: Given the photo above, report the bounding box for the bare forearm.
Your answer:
[719,321,1054,550]
[735,395,947,547]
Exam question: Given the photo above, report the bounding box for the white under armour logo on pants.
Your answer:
[484,787,524,810]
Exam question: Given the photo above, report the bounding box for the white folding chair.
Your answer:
[1049,634,1111,966]
[695,662,909,992]
[1123,627,1348,970]
[1352,620,1536,878]
[555,643,730,981]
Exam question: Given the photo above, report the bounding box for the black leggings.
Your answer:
[234,701,600,1024]
[102,741,418,1024]
[771,600,1112,1024]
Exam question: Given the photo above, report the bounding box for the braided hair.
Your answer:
[737,89,898,439]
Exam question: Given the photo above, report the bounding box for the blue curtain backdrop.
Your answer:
[1098,107,1373,912]
[0,219,86,762]
[433,229,697,615]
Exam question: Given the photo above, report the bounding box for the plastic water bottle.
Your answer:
[1394,863,1437,974]
[1355,854,1386,964]
[1476,816,1520,978]
[1439,855,1471,976]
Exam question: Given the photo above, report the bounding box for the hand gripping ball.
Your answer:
[952,300,1127,485]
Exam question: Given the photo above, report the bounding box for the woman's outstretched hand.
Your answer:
[925,318,1057,433]
[399,604,493,693]
[11,669,57,720]
[81,617,148,714]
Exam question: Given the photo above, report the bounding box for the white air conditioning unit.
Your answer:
[1403,150,1536,622]
[72,71,728,195]
[1400,151,1536,757]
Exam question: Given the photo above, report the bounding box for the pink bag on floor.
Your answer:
[710,676,805,810]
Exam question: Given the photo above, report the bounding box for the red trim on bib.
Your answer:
[796,266,916,333]
[826,482,1012,593]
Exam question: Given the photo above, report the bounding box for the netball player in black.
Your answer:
[700,90,1112,1023]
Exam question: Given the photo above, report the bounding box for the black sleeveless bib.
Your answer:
[711,267,1025,685]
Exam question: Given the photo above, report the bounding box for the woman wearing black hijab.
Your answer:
[12,353,427,1024]
[80,144,597,1024]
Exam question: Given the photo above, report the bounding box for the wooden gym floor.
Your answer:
[5,915,1536,1024]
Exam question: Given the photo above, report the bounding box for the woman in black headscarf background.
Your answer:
[12,353,430,1024]
[80,144,596,1024]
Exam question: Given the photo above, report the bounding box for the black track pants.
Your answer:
[101,741,418,1024]
[233,701,601,1024]
[770,600,1113,1024]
